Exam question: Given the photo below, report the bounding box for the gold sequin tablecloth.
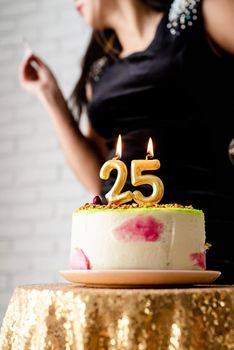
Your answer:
[0,284,234,350]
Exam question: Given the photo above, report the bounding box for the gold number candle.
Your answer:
[100,135,133,205]
[131,138,164,205]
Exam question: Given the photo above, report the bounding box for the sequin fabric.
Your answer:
[89,56,108,82]
[167,0,200,35]
[0,284,234,349]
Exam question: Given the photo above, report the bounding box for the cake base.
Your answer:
[60,269,221,287]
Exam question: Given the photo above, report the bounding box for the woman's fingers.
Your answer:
[19,52,59,98]
[24,61,38,81]
[19,53,47,85]
[19,54,35,83]
[28,54,46,68]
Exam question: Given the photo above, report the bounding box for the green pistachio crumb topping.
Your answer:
[74,203,203,215]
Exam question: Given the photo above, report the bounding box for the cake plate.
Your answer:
[59,269,221,287]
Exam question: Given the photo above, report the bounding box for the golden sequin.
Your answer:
[0,284,234,349]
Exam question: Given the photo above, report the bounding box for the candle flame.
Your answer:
[116,134,122,159]
[147,137,154,158]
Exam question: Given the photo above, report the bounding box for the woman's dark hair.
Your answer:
[70,0,172,119]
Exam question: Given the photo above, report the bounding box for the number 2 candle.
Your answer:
[99,135,133,205]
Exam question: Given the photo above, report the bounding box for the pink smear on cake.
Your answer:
[70,248,91,270]
[190,252,206,270]
[113,216,164,242]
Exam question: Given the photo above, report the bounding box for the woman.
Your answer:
[19,0,234,283]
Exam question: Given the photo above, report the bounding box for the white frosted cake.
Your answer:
[70,203,206,271]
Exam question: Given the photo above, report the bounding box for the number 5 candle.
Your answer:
[131,138,164,205]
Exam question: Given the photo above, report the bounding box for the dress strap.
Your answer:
[167,0,201,36]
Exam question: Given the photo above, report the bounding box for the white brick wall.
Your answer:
[0,0,92,324]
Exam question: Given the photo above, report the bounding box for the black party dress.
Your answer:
[87,0,234,283]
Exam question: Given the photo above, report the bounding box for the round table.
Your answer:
[0,284,234,349]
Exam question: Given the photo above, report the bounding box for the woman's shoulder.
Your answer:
[167,0,234,55]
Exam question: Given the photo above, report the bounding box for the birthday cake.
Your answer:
[70,136,207,271]
[70,201,206,271]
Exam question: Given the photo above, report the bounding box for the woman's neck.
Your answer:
[108,1,163,58]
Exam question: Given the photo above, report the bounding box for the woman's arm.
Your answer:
[41,89,106,195]
[19,54,105,195]
[202,0,234,54]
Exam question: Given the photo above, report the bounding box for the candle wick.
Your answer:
[146,153,153,160]
[113,155,120,160]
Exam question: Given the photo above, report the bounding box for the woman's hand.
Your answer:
[19,53,103,194]
[19,53,60,101]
